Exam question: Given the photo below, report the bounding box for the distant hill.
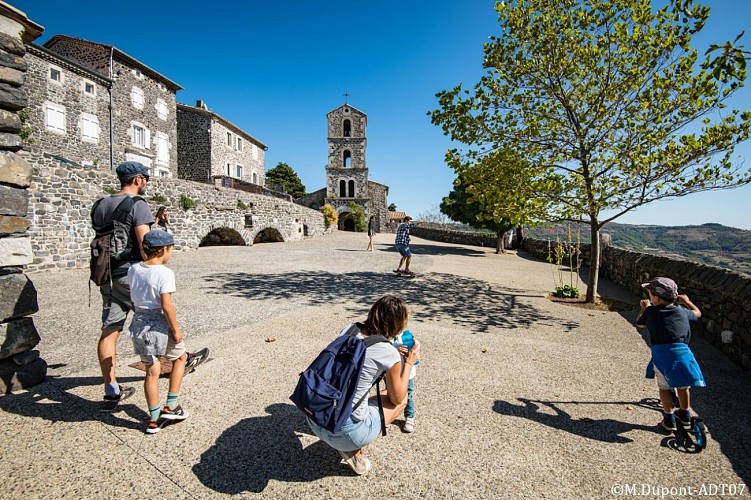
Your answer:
[526,222,751,276]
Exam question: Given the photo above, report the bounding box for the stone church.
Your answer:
[297,103,391,232]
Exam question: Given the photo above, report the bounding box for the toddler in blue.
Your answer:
[393,329,419,433]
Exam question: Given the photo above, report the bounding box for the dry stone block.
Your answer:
[0,151,32,187]
[12,349,39,366]
[0,214,29,234]
[0,131,21,150]
[0,317,39,360]
[0,32,25,56]
[0,357,47,393]
[0,80,26,110]
[0,66,23,87]
[0,273,38,321]
[0,235,32,265]
[0,108,20,131]
[0,184,27,214]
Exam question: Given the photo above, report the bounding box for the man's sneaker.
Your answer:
[186,347,211,372]
[403,417,415,433]
[338,449,372,475]
[159,405,189,421]
[675,408,692,427]
[145,419,164,434]
[660,412,677,432]
[100,385,136,412]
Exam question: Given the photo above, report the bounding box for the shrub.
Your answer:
[553,285,581,299]
[237,199,248,210]
[103,186,118,195]
[180,194,196,210]
[321,204,338,228]
[151,193,166,203]
[348,201,367,232]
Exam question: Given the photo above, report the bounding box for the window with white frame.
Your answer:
[82,80,96,97]
[236,165,243,179]
[80,113,99,142]
[252,172,258,184]
[131,86,144,109]
[237,137,243,152]
[132,122,149,148]
[226,162,231,176]
[44,102,66,133]
[156,132,169,165]
[49,65,63,85]
[156,98,168,120]
[252,144,257,159]
[227,131,233,147]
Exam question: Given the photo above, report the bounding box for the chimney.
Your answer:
[196,100,208,110]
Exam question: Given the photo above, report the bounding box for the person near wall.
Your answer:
[154,206,171,232]
[366,215,375,251]
[91,161,152,411]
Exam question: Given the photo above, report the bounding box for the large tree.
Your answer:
[440,173,515,253]
[431,0,751,302]
[265,162,306,198]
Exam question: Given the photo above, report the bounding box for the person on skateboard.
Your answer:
[393,216,416,276]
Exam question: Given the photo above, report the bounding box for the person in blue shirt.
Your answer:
[636,277,705,432]
[393,216,416,275]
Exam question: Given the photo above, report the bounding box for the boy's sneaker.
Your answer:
[675,409,692,427]
[159,405,189,421]
[186,347,211,372]
[145,419,165,434]
[403,417,415,433]
[100,385,136,412]
[660,412,677,432]
[338,450,372,475]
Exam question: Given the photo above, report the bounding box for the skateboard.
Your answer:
[128,347,212,376]
[392,270,417,278]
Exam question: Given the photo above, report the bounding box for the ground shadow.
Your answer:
[203,271,579,334]
[0,374,147,431]
[376,242,487,257]
[492,397,661,443]
[193,403,346,494]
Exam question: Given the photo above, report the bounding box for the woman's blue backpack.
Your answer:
[290,323,389,435]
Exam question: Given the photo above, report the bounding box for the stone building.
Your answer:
[297,102,391,232]
[29,35,182,177]
[177,101,267,185]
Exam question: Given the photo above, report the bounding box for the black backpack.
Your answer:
[290,323,390,436]
[89,195,143,286]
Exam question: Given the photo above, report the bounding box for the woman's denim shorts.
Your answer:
[306,401,381,452]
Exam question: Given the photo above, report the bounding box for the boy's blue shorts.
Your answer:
[396,244,411,257]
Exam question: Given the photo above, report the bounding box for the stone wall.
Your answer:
[175,105,211,182]
[208,112,265,186]
[367,180,390,233]
[23,151,328,271]
[0,4,46,393]
[326,166,368,199]
[411,223,499,248]
[520,237,751,371]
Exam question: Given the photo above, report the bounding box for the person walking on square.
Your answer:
[393,328,419,433]
[393,216,416,275]
[127,230,191,434]
[91,161,152,411]
[636,277,705,432]
[366,216,375,251]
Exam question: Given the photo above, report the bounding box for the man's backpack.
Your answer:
[89,195,143,286]
[290,323,390,435]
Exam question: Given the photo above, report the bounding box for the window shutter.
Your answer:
[144,128,151,149]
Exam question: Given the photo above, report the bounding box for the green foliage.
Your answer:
[347,201,368,232]
[321,204,338,228]
[266,162,307,198]
[18,108,34,144]
[179,195,196,210]
[388,203,397,211]
[103,186,118,195]
[430,0,751,301]
[553,285,581,299]
[150,193,167,203]
[440,172,514,253]
[237,199,248,210]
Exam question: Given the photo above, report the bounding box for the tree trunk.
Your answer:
[586,221,601,303]
[495,229,503,254]
[515,226,524,249]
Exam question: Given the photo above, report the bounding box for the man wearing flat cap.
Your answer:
[91,161,153,410]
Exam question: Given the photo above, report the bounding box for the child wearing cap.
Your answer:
[636,277,705,432]
[127,230,190,434]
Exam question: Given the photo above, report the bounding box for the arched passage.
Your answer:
[199,227,247,247]
[253,227,285,243]
[338,211,355,232]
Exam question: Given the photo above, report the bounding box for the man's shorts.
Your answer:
[140,337,186,366]
[654,365,690,391]
[396,243,412,257]
[100,273,134,330]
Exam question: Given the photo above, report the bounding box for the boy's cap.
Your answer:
[116,161,149,181]
[642,277,678,300]
[143,230,174,249]
[404,216,412,221]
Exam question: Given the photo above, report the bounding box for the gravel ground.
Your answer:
[2,231,750,499]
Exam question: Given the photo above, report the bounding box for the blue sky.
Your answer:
[19,0,751,230]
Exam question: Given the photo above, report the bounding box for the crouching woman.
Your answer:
[306,295,420,475]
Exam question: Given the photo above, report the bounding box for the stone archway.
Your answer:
[338,211,355,232]
[253,227,285,243]
[199,227,247,247]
